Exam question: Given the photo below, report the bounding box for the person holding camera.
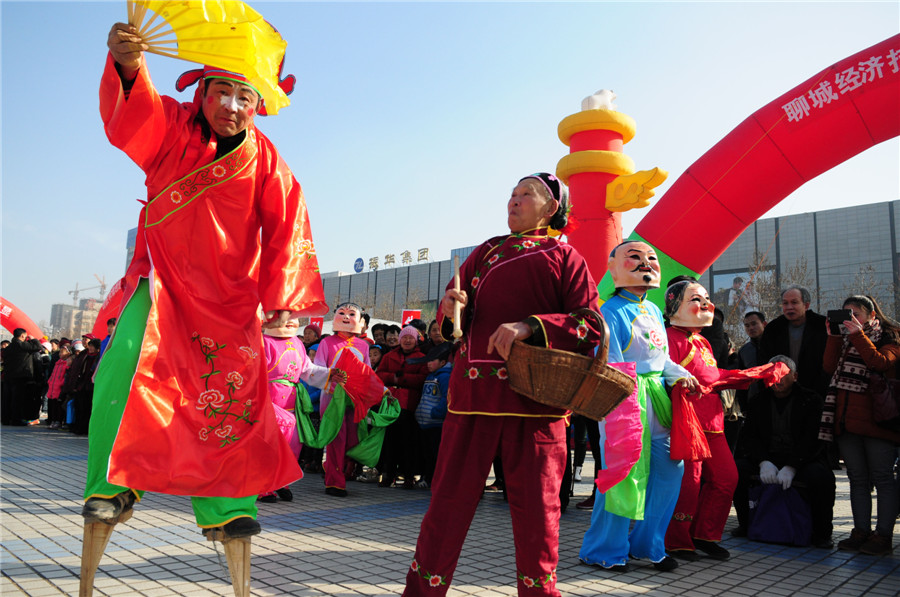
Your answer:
[820,295,900,556]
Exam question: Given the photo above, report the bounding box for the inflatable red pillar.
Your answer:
[556,90,666,284]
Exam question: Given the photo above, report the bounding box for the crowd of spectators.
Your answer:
[4,284,899,557]
[1,319,115,434]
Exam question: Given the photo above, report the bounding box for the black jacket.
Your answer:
[758,310,828,396]
[1,338,42,381]
[738,384,825,469]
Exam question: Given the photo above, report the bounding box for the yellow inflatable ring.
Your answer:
[558,110,636,146]
[556,151,635,183]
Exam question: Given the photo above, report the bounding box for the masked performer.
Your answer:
[404,173,605,597]
[663,279,787,561]
[579,242,698,573]
[314,302,372,497]
[80,22,328,596]
[260,317,331,503]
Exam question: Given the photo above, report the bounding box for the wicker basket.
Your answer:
[506,309,636,421]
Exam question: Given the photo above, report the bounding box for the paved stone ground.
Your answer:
[1,424,898,596]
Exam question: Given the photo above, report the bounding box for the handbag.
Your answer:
[868,371,900,432]
[747,483,812,546]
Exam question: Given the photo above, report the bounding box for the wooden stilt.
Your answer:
[79,507,132,597]
[206,530,251,597]
[223,538,251,597]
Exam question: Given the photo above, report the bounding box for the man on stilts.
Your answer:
[79,21,327,597]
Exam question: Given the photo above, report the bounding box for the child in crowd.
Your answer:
[369,344,385,370]
[376,325,428,488]
[414,343,453,488]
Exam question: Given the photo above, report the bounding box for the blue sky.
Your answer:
[2,1,898,328]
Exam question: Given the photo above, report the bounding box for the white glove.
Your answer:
[776,465,796,490]
[759,460,778,484]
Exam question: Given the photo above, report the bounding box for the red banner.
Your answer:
[309,316,324,329]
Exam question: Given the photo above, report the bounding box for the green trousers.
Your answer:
[84,279,256,527]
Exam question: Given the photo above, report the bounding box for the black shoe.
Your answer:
[325,486,348,497]
[576,495,595,510]
[694,539,730,560]
[275,487,293,502]
[605,563,630,573]
[257,493,277,503]
[812,537,834,549]
[653,556,678,572]
[729,526,747,538]
[82,491,136,523]
[202,517,261,539]
[667,550,700,562]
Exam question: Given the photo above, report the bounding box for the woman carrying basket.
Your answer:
[403,173,605,597]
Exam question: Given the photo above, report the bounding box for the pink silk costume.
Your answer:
[99,54,328,497]
[314,333,372,490]
[264,335,330,459]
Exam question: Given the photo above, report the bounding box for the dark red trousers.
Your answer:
[403,413,566,596]
[665,431,738,550]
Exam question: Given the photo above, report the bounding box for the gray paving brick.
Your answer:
[2,425,899,596]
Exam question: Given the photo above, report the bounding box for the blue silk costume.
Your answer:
[579,289,691,567]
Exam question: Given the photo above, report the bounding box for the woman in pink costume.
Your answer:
[260,317,330,502]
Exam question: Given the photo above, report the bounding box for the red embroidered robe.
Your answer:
[438,229,604,416]
[100,55,327,497]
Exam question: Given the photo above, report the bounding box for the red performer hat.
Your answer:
[175,59,296,117]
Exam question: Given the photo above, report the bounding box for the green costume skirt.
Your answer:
[84,279,256,527]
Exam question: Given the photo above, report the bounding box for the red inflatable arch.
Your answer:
[599,34,900,303]
[1,296,44,339]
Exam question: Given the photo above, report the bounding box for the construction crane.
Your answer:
[69,275,107,305]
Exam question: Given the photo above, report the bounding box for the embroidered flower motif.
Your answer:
[700,346,716,367]
[239,346,258,360]
[522,239,536,249]
[212,165,226,178]
[488,254,500,265]
[491,366,509,380]
[411,560,446,587]
[471,276,480,288]
[225,371,244,389]
[285,361,300,380]
[170,190,183,204]
[467,367,481,380]
[648,329,666,348]
[197,389,226,409]
[517,570,554,589]
[296,238,316,259]
[576,324,589,340]
[192,334,256,447]
[245,399,252,406]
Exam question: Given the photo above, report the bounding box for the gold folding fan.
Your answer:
[127,0,290,114]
